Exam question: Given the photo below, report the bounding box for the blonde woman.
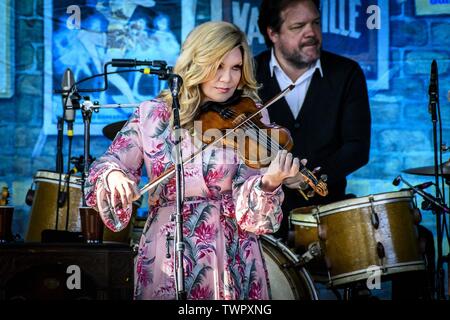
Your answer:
[85,21,303,300]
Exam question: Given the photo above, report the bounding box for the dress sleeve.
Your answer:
[232,159,285,235]
[84,105,144,232]
[231,101,285,235]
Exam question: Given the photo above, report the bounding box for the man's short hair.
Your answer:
[258,0,320,48]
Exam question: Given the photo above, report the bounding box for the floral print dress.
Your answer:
[84,98,285,300]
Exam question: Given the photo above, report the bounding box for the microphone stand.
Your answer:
[53,60,172,201]
[169,74,187,300]
[56,117,64,173]
[428,60,446,299]
[80,97,93,207]
[395,175,450,214]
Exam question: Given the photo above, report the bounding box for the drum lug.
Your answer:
[369,196,379,229]
[413,208,422,225]
[376,242,385,259]
[324,255,332,270]
[370,212,379,229]
[318,224,327,240]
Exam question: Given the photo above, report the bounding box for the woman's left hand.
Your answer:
[283,159,308,189]
[261,150,300,192]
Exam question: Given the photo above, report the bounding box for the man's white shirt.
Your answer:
[269,49,323,119]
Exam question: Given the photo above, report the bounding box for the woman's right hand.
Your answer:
[106,170,139,209]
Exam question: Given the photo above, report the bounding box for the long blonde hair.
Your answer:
[160,21,259,128]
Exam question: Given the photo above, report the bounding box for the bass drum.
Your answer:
[260,235,319,300]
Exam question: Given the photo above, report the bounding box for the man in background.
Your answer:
[255,0,371,241]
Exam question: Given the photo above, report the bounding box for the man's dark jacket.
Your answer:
[255,50,371,240]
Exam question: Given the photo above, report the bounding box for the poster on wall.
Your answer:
[320,0,389,90]
[44,0,389,136]
[415,0,450,15]
[0,0,14,99]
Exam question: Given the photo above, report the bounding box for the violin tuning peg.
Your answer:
[299,181,309,191]
[320,174,328,182]
[307,190,316,198]
[312,166,321,174]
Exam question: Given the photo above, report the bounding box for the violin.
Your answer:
[196,95,293,169]
[139,86,328,198]
[195,94,328,198]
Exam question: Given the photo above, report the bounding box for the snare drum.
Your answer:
[314,191,425,287]
[290,206,319,252]
[260,234,319,300]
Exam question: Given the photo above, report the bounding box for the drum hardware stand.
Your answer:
[293,241,322,268]
[394,175,450,299]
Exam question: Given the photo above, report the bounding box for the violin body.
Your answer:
[195,97,294,169]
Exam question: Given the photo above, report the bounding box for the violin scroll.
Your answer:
[297,166,328,200]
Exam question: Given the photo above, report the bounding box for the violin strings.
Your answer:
[226,110,282,156]
[225,109,320,185]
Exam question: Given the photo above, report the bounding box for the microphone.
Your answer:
[62,68,76,137]
[111,59,167,68]
[68,167,78,175]
[169,74,183,97]
[393,175,450,213]
[392,176,433,190]
[428,60,438,114]
[414,181,434,190]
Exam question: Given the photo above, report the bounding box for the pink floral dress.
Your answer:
[84,98,285,300]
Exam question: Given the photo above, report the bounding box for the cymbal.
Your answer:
[102,120,127,141]
[403,161,450,177]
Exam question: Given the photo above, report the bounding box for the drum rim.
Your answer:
[260,234,319,300]
[327,260,426,287]
[34,170,82,188]
[289,213,318,225]
[315,191,414,218]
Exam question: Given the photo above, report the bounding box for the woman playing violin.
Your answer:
[84,21,305,300]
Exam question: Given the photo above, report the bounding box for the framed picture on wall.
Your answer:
[0,0,14,99]
[44,0,182,136]
[415,0,450,15]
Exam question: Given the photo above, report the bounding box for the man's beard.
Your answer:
[280,40,321,70]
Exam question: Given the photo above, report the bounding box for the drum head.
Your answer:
[315,190,414,217]
[260,235,318,300]
[34,170,82,189]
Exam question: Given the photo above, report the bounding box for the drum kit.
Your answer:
[265,161,450,300]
